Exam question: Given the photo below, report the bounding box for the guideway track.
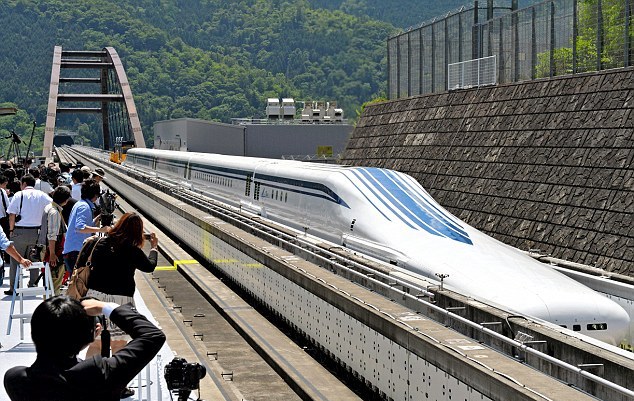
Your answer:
[115,196,312,401]
[61,146,361,401]
[65,146,634,401]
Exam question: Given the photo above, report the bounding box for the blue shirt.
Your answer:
[0,227,12,251]
[63,198,96,254]
[0,227,12,265]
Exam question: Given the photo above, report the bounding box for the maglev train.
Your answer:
[125,148,630,346]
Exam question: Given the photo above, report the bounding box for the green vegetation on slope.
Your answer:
[1,0,409,150]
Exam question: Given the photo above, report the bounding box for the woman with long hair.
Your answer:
[84,212,158,358]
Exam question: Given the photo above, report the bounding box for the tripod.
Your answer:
[5,131,21,163]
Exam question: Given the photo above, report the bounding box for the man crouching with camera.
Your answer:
[3,296,165,401]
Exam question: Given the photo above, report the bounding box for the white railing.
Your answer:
[448,56,497,90]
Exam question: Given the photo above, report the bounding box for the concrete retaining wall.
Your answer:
[342,68,633,275]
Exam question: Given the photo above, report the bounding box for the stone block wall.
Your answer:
[342,68,633,275]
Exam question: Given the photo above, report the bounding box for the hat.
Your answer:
[93,167,106,178]
[80,166,91,173]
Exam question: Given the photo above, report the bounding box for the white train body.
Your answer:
[125,148,630,346]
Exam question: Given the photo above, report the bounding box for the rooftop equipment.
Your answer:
[281,98,296,120]
[266,98,281,120]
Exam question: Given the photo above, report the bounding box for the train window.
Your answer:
[245,175,252,196]
[587,323,607,331]
[559,325,567,328]
[573,324,581,331]
[284,193,288,202]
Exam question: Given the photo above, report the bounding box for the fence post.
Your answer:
[408,32,412,97]
[573,0,578,73]
[625,0,631,67]
[499,18,505,82]
[387,40,391,99]
[513,6,519,81]
[550,1,556,77]
[397,35,402,99]
[444,17,449,91]
[459,11,464,62]
[531,7,537,79]
[431,23,436,92]
[420,28,425,94]
[597,0,603,71]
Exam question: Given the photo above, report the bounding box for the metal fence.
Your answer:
[388,0,633,99]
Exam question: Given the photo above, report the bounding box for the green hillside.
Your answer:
[0,0,470,150]
[307,0,470,28]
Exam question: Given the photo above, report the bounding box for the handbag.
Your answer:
[65,237,101,300]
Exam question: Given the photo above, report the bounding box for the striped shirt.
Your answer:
[0,188,9,218]
[40,202,66,242]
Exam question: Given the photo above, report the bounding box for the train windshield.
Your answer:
[351,168,472,245]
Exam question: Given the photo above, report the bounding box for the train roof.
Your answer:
[128,148,354,173]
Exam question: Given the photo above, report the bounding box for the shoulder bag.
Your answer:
[65,236,101,300]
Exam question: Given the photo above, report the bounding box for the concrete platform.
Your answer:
[0,263,177,401]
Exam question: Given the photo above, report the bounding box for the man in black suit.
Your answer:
[3,296,166,401]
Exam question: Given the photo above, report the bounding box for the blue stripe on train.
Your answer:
[353,168,472,245]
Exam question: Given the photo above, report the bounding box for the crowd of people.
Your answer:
[0,160,108,294]
[1,159,165,400]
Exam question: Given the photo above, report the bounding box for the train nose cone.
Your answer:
[594,299,630,346]
[501,288,630,346]
[548,293,630,346]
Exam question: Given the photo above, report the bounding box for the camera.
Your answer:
[143,233,152,240]
[164,357,206,390]
[164,357,206,400]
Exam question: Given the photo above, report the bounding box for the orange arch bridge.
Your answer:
[43,46,145,159]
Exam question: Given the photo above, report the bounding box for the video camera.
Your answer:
[98,189,117,227]
[164,357,206,401]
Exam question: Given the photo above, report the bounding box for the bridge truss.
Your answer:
[43,46,145,159]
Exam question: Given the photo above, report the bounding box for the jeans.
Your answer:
[63,251,79,274]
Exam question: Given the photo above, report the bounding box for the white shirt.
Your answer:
[71,182,82,200]
[7,187,53,227]
[34,179,54,195]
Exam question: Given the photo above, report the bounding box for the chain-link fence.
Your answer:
[388,0,633,99]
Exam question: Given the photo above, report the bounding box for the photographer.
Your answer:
[62,179,110,277]
[5,174,52,294]
[84,212,158,358]
[3,296,166,401]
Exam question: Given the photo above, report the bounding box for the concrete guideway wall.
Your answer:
[343,68,634,276]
